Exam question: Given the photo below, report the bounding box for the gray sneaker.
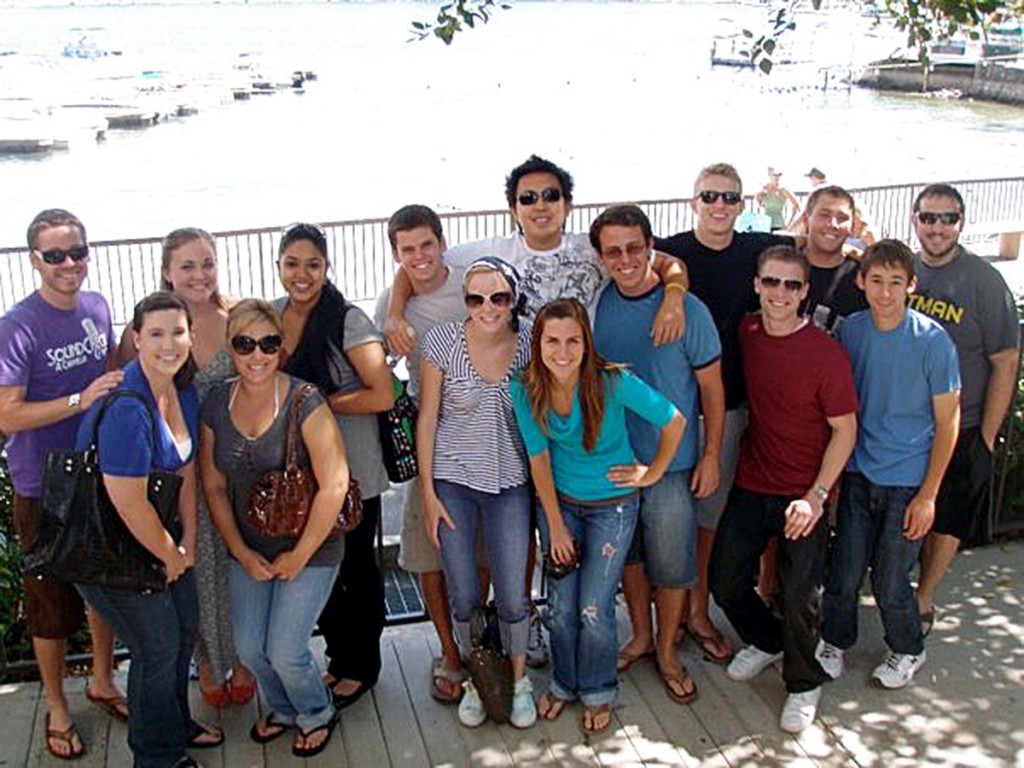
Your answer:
[726,645,783,682]
[871,651,926,689]
[779,687,821,733]
[815,640,844,680]
[526,604,548,668]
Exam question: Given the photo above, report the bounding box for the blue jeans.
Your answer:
[539,494,639,707]
[823,472,925,655]
[229,560,338,731]
[77,570,199,768]
[626,470,698,588]
[435,480,531,656]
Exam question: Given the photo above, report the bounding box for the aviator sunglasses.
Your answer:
[517,188,562,206]
[698,190,743,205]
[464,291,514,309]
[231,333,283,355]
[916,211,962,226]
[758,275,805,291]
[36,245,89,265]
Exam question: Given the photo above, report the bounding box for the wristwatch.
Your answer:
[67,392,82,411]
[812,486,830,502]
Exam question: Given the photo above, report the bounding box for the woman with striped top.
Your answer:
[417,257,537,730]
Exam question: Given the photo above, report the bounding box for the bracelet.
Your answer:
[664,282,687,295]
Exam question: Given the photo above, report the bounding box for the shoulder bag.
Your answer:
[378,372,419,483]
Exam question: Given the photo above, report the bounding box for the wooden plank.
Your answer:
[27,676,109,768]
[372,635,431,768]
[0,680,41,768]
[187,681,225,768]
[217,695,265,768]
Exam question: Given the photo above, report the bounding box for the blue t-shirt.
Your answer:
[76,360,200,476]
[840,309,960,487]
[511,369,677,501]
[594,285,721,471]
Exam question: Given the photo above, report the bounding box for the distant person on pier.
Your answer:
[654,162,792,665]
[0,208,126,760]
[755,167,800,231]
[117,228,256,711]
[908,183,1019,635]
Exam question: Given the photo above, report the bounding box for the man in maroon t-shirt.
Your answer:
[709,244,858,734]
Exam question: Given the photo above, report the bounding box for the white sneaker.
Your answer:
[871,650,926,689]
[458,681,486,727]
[815,640,844,680]
[509,676,537,729]
[526,604,549,668]
[780,687,821,733]
[726,645,783,681]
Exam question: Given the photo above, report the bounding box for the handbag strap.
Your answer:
[88,389,162,456]
[283,383,318,472]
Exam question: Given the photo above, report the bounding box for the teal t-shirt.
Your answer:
[511,369,677,501]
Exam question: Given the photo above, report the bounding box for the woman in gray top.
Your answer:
[200,299,350,758]
[275,223,393,708]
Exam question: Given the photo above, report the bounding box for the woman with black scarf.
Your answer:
[274,223,393,708]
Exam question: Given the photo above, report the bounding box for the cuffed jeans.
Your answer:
[435,480,531,656]
[539,493,638,707]
[77,570,199,768]
[230,560,338,731]
[709,487,828,693]
[823,472,925,655]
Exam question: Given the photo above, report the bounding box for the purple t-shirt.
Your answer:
[0,291,114,497]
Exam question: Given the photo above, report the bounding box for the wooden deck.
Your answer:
[1,540,1021,767]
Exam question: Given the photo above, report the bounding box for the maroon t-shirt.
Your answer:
[735,314,858,497]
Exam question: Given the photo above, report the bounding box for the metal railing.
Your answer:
[2,176,1022,328]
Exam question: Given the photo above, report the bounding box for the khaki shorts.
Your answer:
[13,494,87,639]
[696,406,748,531]
[399,482,487,573]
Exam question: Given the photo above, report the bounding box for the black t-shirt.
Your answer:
[801,257,868,336]
[654,230,792,410]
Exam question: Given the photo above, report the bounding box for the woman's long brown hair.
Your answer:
[523,298,623,453]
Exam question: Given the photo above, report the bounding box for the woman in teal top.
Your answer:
[510,298,684,734]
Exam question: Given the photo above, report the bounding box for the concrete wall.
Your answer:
[855,61,1024,106]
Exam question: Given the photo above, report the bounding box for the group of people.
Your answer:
[0,153,1016,765]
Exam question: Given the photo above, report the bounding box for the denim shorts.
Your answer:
[626,470,698,588]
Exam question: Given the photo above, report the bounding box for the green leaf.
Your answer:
[759,58,774,74]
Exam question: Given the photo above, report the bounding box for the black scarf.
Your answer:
[282,280,350,396]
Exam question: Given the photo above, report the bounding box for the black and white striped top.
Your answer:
[421,320,532,494]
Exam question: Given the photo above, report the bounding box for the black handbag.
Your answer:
[377,373,419,483]
[22,390,183,593]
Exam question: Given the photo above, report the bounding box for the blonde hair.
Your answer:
[227,298,283,340]
[694,162,743,195]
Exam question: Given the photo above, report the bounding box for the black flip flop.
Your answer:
[292,713,338,758]
[187,722,224,749]
[248,714,292,745]
[332,681,371,710]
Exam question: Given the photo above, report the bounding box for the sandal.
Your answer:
[332,679,371,710]
[660,666,699,706]
[188,721,224,749]
[687,623,734,665]
[430,657,464,704]
[581,704,613,735]
[537,693,568,722]
[615,646,654,673]
[45,713,85,761]
[85,685,129,723]
[291,713,338,758]
[249,714,292,744]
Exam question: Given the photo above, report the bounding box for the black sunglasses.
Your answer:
[916,211,961,226]
[698,190,743,206]
[758,275,804,291]
[464,291,514,309]
[36,245,89,265]
[231,334,283,355]
[517,188,562,206]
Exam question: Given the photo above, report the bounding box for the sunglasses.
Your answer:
[916,211,961,226]
[698,190,743,205]
[464,291,514,309]
[517,188,562,206]
[758,275,805,291]
[36,245,89,265]
[231,334,283,355]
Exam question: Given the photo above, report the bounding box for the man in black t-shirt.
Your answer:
[798,185,868,336]
[654,162,791,664]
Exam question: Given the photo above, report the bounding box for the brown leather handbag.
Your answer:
[245,383,363,539]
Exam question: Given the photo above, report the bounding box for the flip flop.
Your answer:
[660,667,699,706]
[248,714,292,744]
[580,704,613,735]
[430,657,464,704]
[687,624,734,665]
[332,680,371,710]
[187,721,224,749]
[85,686,129,723]
[291,712,338,758]
[537,693,568,722]
[45,713,85,761]
[616,646,654,673]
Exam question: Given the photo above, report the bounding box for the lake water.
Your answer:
[1,0,1023,247]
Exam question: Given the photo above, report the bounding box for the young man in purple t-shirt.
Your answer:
[0,209,126,759]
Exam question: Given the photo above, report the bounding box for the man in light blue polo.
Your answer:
[818,239,960,690]
[591,204,724,704]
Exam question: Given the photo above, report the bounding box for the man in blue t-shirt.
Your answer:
[818,240,960,691]
[0,209,126,758]
[591,205,724,705]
